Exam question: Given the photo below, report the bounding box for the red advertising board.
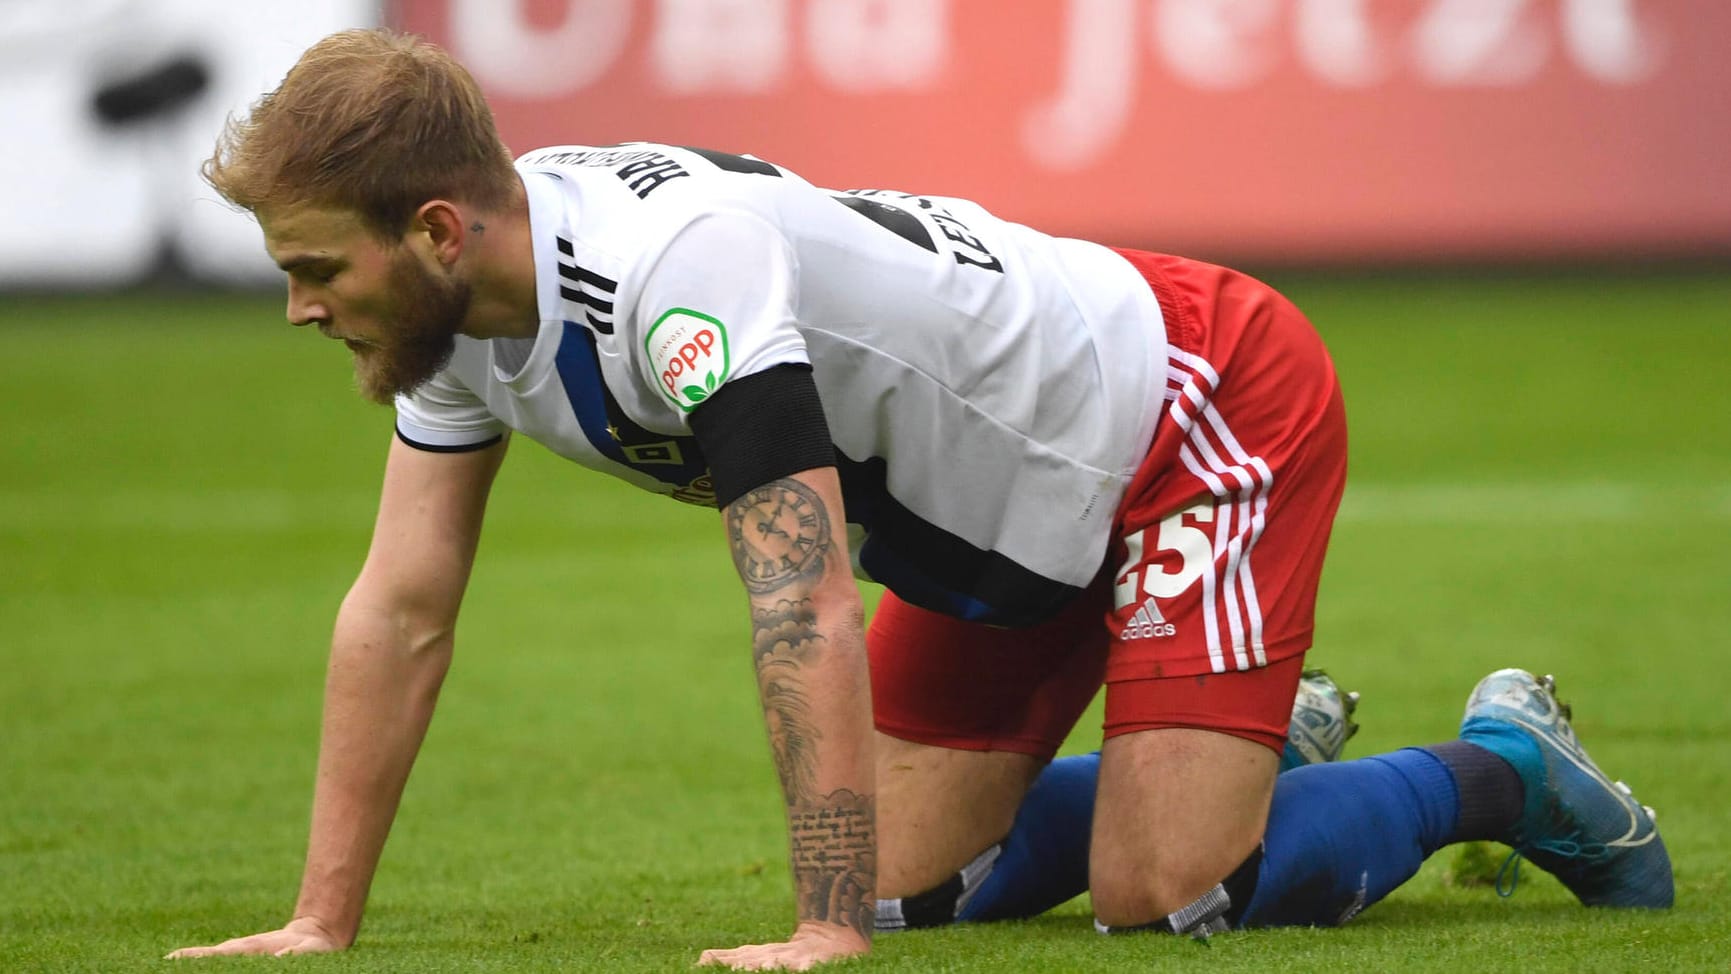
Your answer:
[397,1,1731,263]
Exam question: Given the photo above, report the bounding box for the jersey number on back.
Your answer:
[680,148,1004,275]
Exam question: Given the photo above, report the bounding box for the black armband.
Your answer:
[688,364,836,508]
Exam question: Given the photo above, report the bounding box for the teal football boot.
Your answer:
[1459,669,1673,908]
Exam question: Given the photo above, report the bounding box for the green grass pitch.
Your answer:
[3,270,1728,972]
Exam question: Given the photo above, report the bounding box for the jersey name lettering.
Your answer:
[522,147,691,199]
[615,155,689,198]
[840,190,1003,274]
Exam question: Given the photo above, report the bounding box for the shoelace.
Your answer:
[1495,850,1523,897]
[1495,835,1611,898]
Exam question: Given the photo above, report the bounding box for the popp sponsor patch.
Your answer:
[646,308,731,412]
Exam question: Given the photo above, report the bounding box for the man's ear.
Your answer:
[412,200,466,267]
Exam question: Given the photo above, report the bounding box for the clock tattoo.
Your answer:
[726,478,831,594]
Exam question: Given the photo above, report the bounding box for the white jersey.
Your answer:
[396,143,1167,625]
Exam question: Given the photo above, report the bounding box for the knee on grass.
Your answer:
[875,843,1004,931]
[1091,849,1263,936]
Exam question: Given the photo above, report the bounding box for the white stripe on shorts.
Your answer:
[1167,351,1274,672]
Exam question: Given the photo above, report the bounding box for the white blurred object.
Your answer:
[0,0,378,288]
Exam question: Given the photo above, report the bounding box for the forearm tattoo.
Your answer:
[733,476,835,801]
[789,788,877,940]
[728,479,874,935]
[753,598,825,798]
[726,478,832,594]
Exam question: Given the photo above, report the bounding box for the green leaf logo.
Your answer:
[683,385,708,403]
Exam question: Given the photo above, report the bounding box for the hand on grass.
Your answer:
[697,921,869,971]
[166,916,344,958]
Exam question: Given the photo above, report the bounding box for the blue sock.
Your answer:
[956,752,1098,921]
[958,747,1473,927]
[1237,748,1460,926]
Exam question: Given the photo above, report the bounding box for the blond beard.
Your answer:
[353,249,469,405]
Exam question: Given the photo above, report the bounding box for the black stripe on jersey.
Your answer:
[394,426,503,454]
[556,261,615,293]
[831,194,938,254]
[680,146,782,177]
[557,287,615,334]
[554,243,618,334]
[835,454,1083,628]
[688,364,836,509]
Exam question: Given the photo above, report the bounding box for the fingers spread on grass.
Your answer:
[698,942,827,971]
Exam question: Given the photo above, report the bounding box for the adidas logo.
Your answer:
[1122,599,1176,640]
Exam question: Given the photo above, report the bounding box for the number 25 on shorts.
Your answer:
[1113,502,1215,638]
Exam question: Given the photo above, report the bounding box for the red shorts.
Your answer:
[868,251,1347,756]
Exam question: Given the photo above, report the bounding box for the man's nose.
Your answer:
[286,280,328,327]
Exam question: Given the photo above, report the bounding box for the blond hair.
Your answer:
[203,29,517,238]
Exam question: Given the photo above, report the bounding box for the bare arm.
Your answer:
[170,434,507,957]
[699,468,875,969]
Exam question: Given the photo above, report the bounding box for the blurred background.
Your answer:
[3,0,1727,288]
[4,6,1729,970]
